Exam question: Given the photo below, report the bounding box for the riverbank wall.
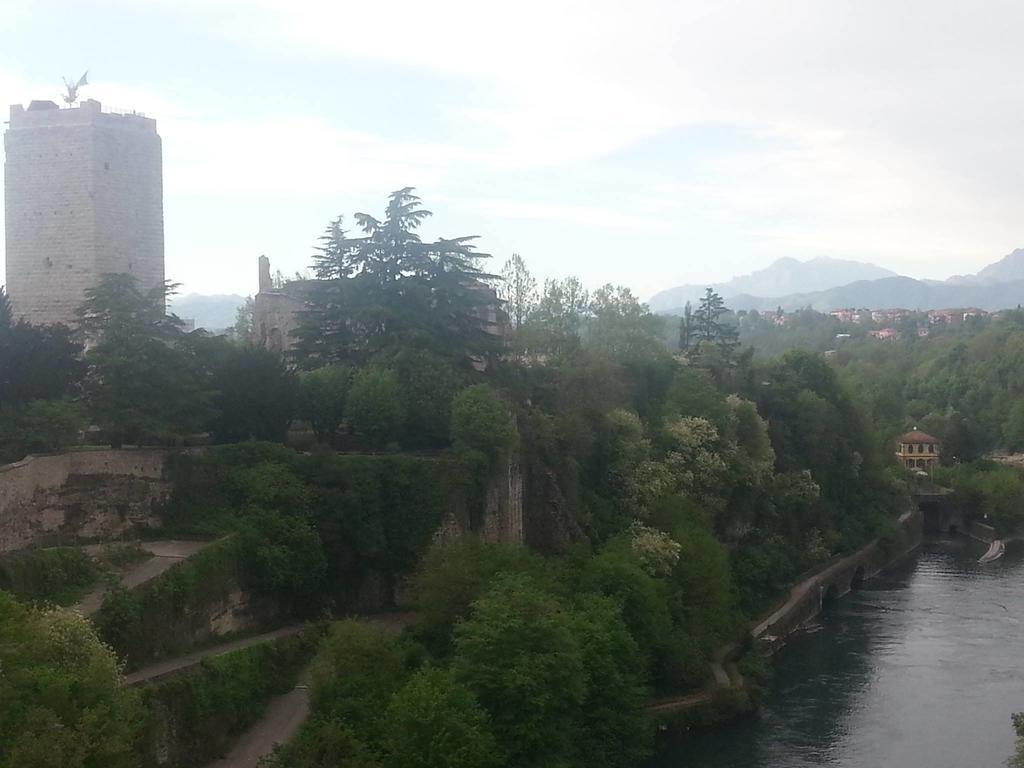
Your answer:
[751,508,923,644]
[649,508,923,725]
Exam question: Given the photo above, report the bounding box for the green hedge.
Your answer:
[140,630,318,767]
[0,547,99,604]
[94,537,249,668]
[161,444,478,604]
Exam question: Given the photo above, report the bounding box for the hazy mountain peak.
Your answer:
[169,293,247,330]
[647,256,898,312]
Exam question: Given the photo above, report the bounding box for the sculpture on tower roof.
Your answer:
[61,71,89,105]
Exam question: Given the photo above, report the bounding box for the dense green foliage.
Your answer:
[0,196,942,766]
[347,367,404,447]
[0,398,86,462]
[140,631,316,767]
[450,384,516,459]
[0,298,82,410]
[294,188,502,366]
[164,442,469,589]
[93,537,250,667]
[78,275,216,448]
[0,592,144,768]
[0,546,99,605]
[297,364,352,445]
[86,438,476,667]
[191,337,297,443]
[737,307,1024,461]
[932,461,1024,534]
[381,667,505,768]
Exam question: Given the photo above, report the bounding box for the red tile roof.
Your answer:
[898,430,939,444]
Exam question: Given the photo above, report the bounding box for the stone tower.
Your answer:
[4,98,164,325]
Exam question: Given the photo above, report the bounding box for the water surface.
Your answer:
[655,538,1024,767]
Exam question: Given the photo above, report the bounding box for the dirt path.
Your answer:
[124,624,307,686]
[209,684,311,768]
[74,539,213,616]
[203,612,416,768]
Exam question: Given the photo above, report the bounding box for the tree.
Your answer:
[569,595,652,768]
[263,719,381,768]
[312,215,357,280]
[450,384,516,459]
[310,620,410,731]
[297,365,353,445]
[520,277,589,354]
[77,274,215,447]
[1004,400,1024,452]
[452,574,587,767]
[690,287,739,359]
[678,300,693,351]
[499,254,537,329]
[347,366,403,447]
[0,592,144,768]
[238,509,327,614]
[231,296,255,342]
[390,349,463,449]
[0,399,86,462]
[0,320,82,409]
[192,337,296,443]
[410,538,543,654]
[0,286,11,329]
[294,189,501,365]
[586,284,664,358]
[1009,712,1024,768]
[381,668,505,768]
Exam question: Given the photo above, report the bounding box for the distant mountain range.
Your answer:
[647,257,897,312]
[650,250,1024,314]
[169,293,246,331]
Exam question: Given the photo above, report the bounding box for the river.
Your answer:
[654,537,1024,768]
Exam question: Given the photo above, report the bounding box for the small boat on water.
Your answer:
[979,539,1005,564]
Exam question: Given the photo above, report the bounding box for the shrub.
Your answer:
[140,631,317,767]
[452,574,586,767]
[381,668,505,768]
[298,365,352,445]
[94,537,246,668]
[0,398,85,462]
[347,367,403,448]
[0,546,99,605]
[0,593,144,768]
[310,620,412,732]
[450,385,516,460]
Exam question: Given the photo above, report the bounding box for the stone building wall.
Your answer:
[4,99,164,325]
[0,448,172,553]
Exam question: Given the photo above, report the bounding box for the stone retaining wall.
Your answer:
[0,448,173,553]
[752,508,923,644]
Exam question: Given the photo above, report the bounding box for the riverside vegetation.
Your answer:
[6,188,1024,767]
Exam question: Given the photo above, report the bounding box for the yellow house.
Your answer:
[896,429,940,470]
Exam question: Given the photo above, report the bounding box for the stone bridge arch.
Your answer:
[913,487,961,535]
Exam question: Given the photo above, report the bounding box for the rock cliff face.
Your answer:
[0,449,172,553]
[434,454,526,547]
[523,462,586,554]
[481,456,525,544]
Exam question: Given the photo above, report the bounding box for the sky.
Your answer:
[2,0,1023,300]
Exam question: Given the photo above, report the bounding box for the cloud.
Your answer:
[12,0,1024,290]
[456,198,673,231]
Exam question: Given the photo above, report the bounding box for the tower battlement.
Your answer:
[4,98,164,325]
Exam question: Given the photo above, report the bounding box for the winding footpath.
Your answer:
[124,625,307,686]
[70,536,414,766]
[204,612,416,768]
[74,539,214,615]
